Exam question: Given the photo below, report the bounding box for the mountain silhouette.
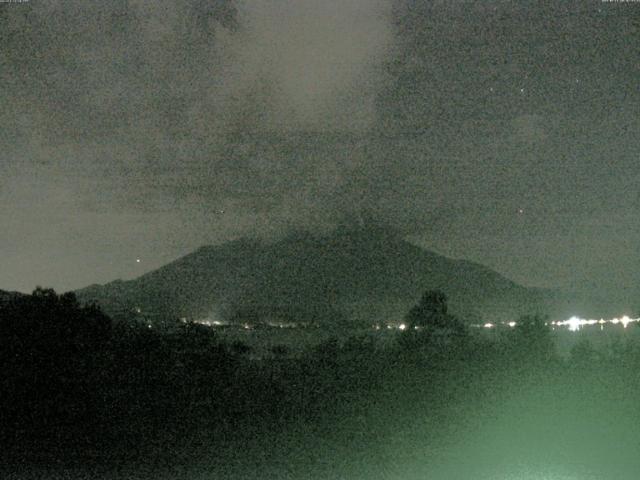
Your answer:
[76,225,553,325]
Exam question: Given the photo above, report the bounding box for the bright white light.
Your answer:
[566,316,582,332]
[471,315,639,332]
[554,315,639,332]
[398,323,407,331]
[555,316,585,331]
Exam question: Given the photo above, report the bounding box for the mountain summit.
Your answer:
[76,226,551,325]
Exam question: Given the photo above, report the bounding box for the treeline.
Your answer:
[2,288,640,478]
[0,288,239,456]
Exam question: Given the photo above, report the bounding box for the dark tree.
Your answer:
[405,289,463,332]
[0,288,113,444]
[0,287,111,352]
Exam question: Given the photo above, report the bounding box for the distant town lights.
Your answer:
[548,315,639,332]
[567,316,582,332]
[468,316,639,331]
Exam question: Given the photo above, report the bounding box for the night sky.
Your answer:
[1,1,639,306]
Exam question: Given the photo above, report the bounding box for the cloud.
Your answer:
[1,1,396,224]
[231,0,393,131]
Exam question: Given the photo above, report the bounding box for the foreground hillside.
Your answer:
[3,289,640,480]
[77,225,553,325]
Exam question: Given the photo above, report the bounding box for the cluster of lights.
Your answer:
[191,316,639,333]
[376,323,421,331]
[193,320,301,330]
[553,315,638,332]
[474,315,639,332]
[193,319,226,327]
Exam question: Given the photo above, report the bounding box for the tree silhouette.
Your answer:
[0,287,111,352]
[0,288,114,441]
[405,289,463,332]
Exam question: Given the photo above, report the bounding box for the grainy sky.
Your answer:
[1,0,639,305]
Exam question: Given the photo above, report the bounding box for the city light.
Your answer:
[469,316,640,331]
[567,316,582,332]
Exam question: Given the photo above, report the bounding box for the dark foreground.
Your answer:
[2,290,640,479]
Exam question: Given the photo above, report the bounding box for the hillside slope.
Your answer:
[76,226,552,325]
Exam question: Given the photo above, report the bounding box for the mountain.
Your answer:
[76,225,556,326]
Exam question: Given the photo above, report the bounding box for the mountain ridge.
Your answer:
[75,226,555,325]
